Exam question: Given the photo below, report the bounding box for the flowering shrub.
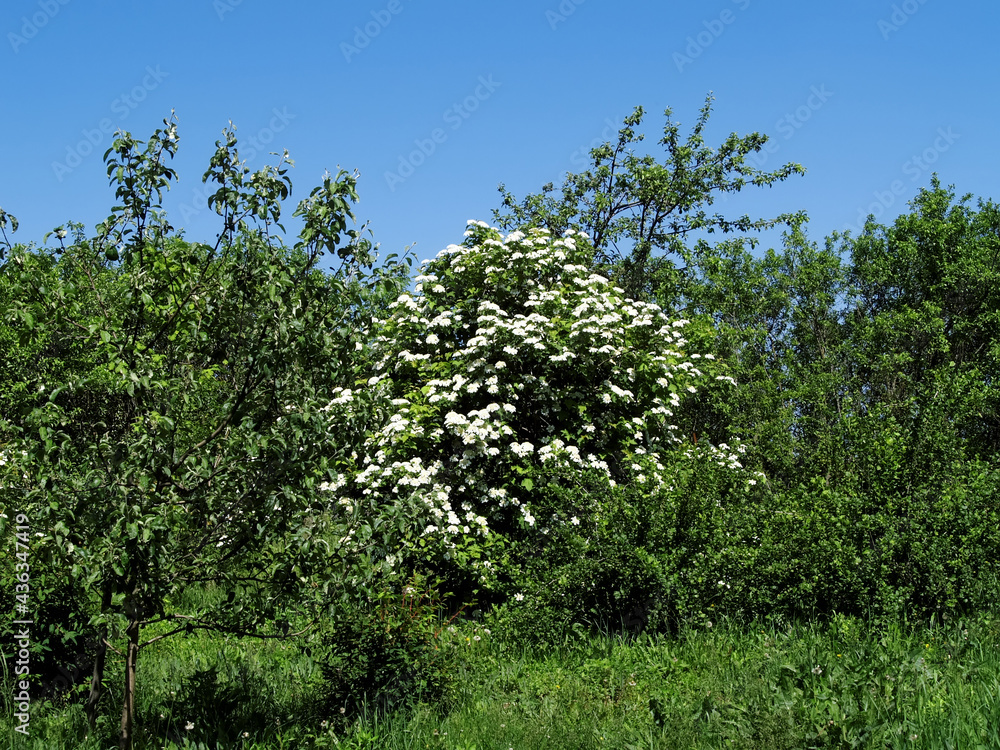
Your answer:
[323,220,745,598]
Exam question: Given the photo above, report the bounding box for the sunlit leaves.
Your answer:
[494,94,806,302]
[2,116,407,739]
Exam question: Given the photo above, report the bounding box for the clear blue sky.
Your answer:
[3,0,997,269]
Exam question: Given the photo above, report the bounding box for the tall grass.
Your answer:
[5,611,1000,748]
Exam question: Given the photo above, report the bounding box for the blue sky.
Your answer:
[3,0,997,270]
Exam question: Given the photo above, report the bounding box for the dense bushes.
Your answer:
[492,455,1000,644]
[318,576,460,721]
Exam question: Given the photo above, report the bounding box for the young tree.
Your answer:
[671,220,850,485]
[493,94,806,303]
[2,116,401,748]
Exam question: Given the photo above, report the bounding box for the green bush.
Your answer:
[318,575,459,721]
[724,461,1000,623]
[490,446,1000,645]
[491,447,754,642]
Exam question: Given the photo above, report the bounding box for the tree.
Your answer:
[493,94,806,302]
[669,220,850,485]
[838,178,1000,501]
[322,219,753,615]
[2,116,402,748]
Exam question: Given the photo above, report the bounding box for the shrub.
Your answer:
[321,221,752,612]
[318,575,459,720]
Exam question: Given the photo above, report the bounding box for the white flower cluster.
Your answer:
[322,387,354,408]
[318,474,347,493]
[682,441,748,471]
[0,447,29,489]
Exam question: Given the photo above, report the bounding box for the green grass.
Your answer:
[5,612,1000,748]
[386,613,1000,749]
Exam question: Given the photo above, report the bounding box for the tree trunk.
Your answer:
[118,618,140,750]
[84,634,108,731]
[85,585,113,732]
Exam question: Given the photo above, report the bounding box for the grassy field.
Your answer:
[5,609,1000,749]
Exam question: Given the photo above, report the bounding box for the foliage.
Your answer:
[659,222,849,485]
[482,179,1000,634]
[491,441,756,641]
[318,574,460,723]
[3,93,1000,747]
[493,94,806,301]
[846,176,1000,463]
[0,115,404,747]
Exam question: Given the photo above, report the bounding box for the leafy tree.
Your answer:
[493,94,806,302]
[845,177,1000,468]
[678,183,1000,620]
[670,221,850,485]
[2,116,402,748]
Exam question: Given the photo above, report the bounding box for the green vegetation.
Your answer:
[5,609,1000,748]
[2,100,1000,747]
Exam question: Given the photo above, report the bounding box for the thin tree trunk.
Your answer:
[84,634,108,731]
[85,585,113,732]
[118,618,140,750]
